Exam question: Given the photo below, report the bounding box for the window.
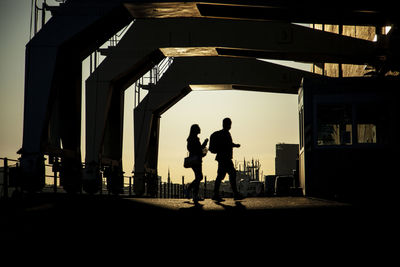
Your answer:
[357,104,379,144]
[357,124,377,143]
[317,104,352,146]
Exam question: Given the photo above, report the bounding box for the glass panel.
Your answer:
[358,124,377,143]
[318,124,340,145]
[317,104,352,146]
[357,103,380,144]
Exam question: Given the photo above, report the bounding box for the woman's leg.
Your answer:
[192,165,203,200]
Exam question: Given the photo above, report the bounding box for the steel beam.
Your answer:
[21,4,131,192]
[85,18,376,194]
[132,57,319,195]
[123,1,398,25]
[21,0,395,194]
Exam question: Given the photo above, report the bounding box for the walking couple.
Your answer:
[186,117,244,204]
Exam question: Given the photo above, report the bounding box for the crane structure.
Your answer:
[19,0,399,196]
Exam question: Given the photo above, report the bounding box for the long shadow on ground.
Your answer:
[1,194,396,254]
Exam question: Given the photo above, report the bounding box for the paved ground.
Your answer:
[1,194,397,259]
[131,196,350,211]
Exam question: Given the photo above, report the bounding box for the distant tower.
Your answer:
[167,168,171,184]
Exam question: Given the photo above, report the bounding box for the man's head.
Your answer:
[222,118,232,130]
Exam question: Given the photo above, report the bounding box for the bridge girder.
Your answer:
[20,0,397,193]
[85,17,378,194]
[132,56,321,195]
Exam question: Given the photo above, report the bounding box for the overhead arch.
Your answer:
[131,56,320,195]
[85,18,375,194]
[20,0,397,193]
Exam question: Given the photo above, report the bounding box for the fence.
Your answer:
[158,182,185,198]
[0,157,208,199]
[2,158,280,199]
[0,157,136,199]
[0,157,19,199]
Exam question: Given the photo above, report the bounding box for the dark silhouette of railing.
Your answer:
[0,157,206,199]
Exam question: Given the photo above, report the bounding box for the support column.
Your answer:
[102,89,125,194]
[134,96,154,196]
[20,45,58,191]
[84,79,113,193]
[134,87,190,196]
[57,55,83,193]
[20,3,131,192]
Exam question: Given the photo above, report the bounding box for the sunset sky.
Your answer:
[0,0,310,184]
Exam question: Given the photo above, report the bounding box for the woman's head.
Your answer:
[189,124,201,136]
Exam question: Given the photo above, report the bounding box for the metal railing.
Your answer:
[108,21,134,47]
[0,158,19,199]
[0,157,136,199]
[0,157,194,199]
[134,57,174,107]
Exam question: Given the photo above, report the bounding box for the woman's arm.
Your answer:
[201,138,209,148]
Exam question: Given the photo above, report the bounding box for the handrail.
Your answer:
[0,156,139,198]
[0,156,197,199]
[0,157,19,163]
[133,57,174,107]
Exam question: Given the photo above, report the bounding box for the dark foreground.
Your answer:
[0,194,397,260]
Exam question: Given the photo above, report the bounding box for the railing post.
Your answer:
[204,175,207,199]
[3,158,8,199]
[174,184,177,198]
[159,182,161,198]
[53,157,58,193]
[167,181,170,198]
[129,176,132,196]
[100,172,103,195]
[182,176,185,198]
[175,184,178,198]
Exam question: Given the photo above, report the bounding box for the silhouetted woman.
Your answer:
[186,124,208,204]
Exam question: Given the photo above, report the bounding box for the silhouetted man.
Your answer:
[212,118,244,201]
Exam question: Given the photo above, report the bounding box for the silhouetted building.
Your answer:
[298,76,399,201]
[275,143,299,176]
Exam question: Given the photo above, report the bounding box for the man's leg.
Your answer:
[213,161,226,199]
[227,160,244,199]
[227,160,238,195]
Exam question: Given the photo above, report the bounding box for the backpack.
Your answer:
[209,130,221,154]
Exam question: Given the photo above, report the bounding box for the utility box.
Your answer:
[298,76,399,201]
